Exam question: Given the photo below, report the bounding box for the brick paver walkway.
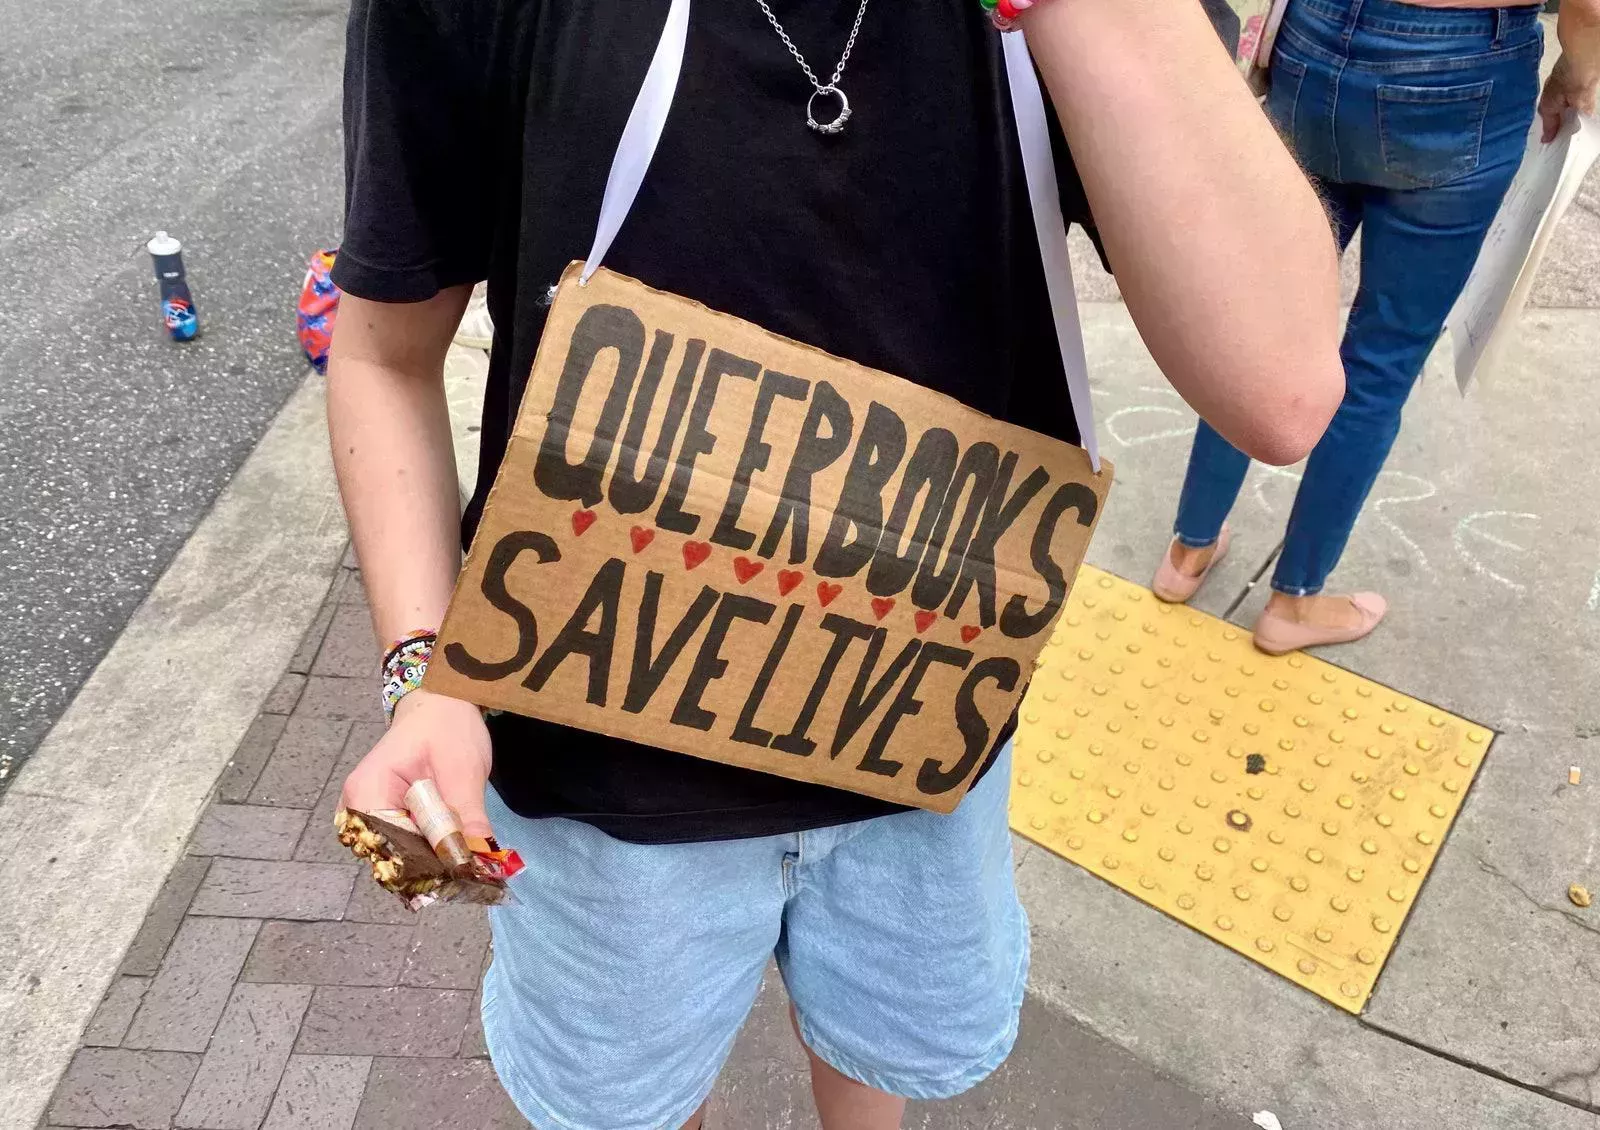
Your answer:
[43,555,526,1130]
[42,551,1255,1130]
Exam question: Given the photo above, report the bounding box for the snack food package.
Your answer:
[336,781,523,910]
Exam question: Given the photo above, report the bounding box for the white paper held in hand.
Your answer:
[1444,110,1600,393]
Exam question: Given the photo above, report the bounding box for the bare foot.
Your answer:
[1262,592,1371,632]
[1170,541,1218,578]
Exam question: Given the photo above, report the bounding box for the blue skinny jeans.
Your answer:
[1174,0,1542,595]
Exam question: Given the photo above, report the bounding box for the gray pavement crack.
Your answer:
[1366,856,1600,1114]
[1221,540,1284,621]
[1545,1054,1600,1110]
[1361,1018,1600,1117]
[7,786,87,804]
[1577,959,1600,992]
[1474,856,1600,941]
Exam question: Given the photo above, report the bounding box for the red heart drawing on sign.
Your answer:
[683,541,712,570]
[733,556,764,584]
[961,625,982,643]
[817,581,843,607]
[777,569,804,596]
[629,526,655,554]
[571,509,597,536]
[871,597,895,621]
[914,610,937,634]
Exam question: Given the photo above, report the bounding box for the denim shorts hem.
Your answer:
[793,912,1031,1101]
[481,977,724,1130]
[489,1058,718,1130]
[475,751,1027,1125]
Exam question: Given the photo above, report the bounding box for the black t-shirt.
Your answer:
[335,0,1107,844]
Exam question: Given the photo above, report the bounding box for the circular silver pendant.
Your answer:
[806,86,851,135]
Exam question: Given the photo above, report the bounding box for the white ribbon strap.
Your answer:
[580,3,1100,469]
[1002,30,1099,472]
[579,0,691,284]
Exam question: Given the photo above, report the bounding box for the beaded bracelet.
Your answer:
[381,629,437,724]
[980,0,1036,31]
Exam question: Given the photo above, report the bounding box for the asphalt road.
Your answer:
[0,0,347,790]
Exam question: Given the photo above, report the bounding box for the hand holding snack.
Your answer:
[342,688,494,838]
[335,784,522,909]
[338,690,516,909]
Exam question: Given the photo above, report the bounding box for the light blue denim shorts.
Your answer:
[480,743,1027,1130]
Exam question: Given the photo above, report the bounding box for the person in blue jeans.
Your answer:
[1155,0,1600,655]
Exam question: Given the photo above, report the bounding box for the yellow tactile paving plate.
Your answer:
[1011,566,1492,1013]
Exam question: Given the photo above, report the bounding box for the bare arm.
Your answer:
[327,289,495,837]
[328,289,469,640]
[1024,0,1345,466]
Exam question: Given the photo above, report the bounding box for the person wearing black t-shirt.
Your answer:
[333,2,1343,1126]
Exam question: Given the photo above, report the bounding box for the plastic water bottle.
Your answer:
[147,231,199,341]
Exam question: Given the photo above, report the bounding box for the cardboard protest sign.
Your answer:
[426,264,1112,812]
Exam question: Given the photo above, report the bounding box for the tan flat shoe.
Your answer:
[1252,592,1388,656]
[1151,524,1231,604]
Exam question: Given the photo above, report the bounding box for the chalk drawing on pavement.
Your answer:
[1453,510,1539,595]
[1368,471,1439,579]
[1248,467,1440,580]
[1104,386,1194,448]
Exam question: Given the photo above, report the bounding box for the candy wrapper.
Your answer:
[335,780,523,911]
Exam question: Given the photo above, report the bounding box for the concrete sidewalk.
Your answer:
[1022,302,1600,1129]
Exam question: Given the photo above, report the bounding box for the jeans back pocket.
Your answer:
[1377,80,1492,189]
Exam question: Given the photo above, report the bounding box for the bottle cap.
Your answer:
[147,231,182,256]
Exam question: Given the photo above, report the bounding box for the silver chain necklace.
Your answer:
[753,0,870,135]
